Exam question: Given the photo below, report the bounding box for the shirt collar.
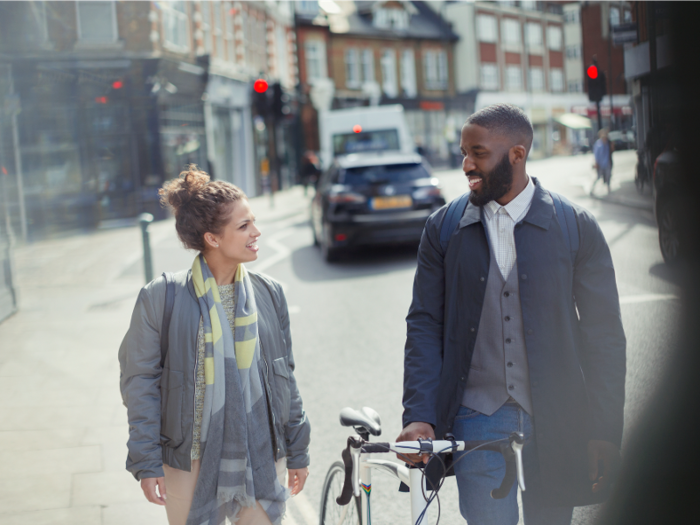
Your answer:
[483,176,535,222]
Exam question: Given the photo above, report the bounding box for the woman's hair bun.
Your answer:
[159,164,211,213]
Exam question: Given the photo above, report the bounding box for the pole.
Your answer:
[596,100,602,131]
[8,69,27,242]
[608,18,614,130]
[139,213,154,283]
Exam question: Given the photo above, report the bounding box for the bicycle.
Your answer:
[319,407,526,525]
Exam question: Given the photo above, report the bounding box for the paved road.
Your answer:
[238,151,680,525]
[0,151,679,524]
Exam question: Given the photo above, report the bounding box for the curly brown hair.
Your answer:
[159,165,246,252]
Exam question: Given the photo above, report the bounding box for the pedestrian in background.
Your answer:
[119,166,311,525]
[397,104,626,524]
[592,128,612,194]
[299,151,321,196]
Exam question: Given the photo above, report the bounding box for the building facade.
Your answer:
[0,0,297,241]
[295,1,465,167]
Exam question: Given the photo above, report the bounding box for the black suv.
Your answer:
[311,153,445,261]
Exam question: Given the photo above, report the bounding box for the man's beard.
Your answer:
[468,153,514,207]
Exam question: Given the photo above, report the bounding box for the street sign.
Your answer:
[612,22,638,45]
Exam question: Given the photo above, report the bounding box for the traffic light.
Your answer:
[270,82,291,120]
[587,64,607,103]
[252,78,269,117]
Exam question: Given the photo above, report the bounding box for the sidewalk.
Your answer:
[585,149,653,212]
[0,185,312,525]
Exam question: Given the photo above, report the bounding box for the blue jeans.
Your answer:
[452,404,573,525]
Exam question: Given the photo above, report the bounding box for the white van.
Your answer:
[318,104,416,170]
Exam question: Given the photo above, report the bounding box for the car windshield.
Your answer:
[333,129,400,155]
[339,163,429,185]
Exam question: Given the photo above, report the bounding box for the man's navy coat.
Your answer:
[403,178,626,506]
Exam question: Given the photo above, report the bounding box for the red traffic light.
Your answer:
[253,79,269,93]
[112,80,123,89]
[587,65,598,79]
[353,124,362,133]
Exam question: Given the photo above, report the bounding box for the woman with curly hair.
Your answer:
[119,166,310,525]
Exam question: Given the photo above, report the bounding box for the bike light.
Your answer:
[353,124,362,133]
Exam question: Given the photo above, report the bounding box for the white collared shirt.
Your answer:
[482,176,536,279]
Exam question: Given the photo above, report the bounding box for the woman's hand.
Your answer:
[141,476,167,505]
[288,467,309,496]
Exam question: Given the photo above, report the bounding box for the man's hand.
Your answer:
[288,467,309,496]
[395,422,436,465]
[141,476,167,505]
[588,440,621,493]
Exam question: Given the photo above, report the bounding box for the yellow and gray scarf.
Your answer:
[187,254,287,525]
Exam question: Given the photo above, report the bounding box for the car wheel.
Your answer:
[321,222,339,262]
[657,198,681,264]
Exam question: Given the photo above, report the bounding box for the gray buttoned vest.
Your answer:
[461,246,534,415]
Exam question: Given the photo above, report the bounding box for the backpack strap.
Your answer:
[160,272,176,368]
[548,191,579,266]
[439,191,471,253]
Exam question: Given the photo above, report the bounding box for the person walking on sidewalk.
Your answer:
[397,104,626,524]
[119,166,311,525]
[592,128,613,194]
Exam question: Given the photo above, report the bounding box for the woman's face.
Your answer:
[207,199,261,264]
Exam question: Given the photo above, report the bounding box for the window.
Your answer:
[333,129,400,156]
[400,49,417,98]
[225,2,236,62]
[528,67,544,91]
[200,1,212,54]
[568,80,583,93]
[296,1,319,15]
[77,1,117,42]
[477,15,497,43]
[549,69,564,92]
[525,22,543,52]
[564,9,580,24]
[506,66,522,91]
[345,48,361,88]
[520,1,537,11]
[162,1,190,51]
[362,49,375,83]
[276,26,289,84]
[566,45,581,59]
[501,19,521,51]
[305,40,327,80]
[374,8,409,30]
[423,50,447,90]
[610,6,620,27]
[547,26,562,50]
[30,1,49,43]
[381,49,398,97]
[213,1,224,58]
[623,10,632,23]
[480,63,499,90]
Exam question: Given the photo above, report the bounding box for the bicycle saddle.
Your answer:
[339,406,382,436]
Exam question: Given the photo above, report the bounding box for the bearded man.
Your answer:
[397,104,626,525]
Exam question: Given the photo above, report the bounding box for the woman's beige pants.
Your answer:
[163,458,287,525]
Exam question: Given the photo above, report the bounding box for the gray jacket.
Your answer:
[119,269,311,480]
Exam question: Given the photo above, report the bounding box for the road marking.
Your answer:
[254,229,295,273]
[620,293,679,304]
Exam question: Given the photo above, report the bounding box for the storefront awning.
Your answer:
[555,113,592,130]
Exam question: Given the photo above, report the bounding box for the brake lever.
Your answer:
[510,432,526,492]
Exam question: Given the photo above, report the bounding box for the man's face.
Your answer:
[460,124,515,206]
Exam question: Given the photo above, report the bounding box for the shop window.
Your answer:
[480,63,499,91]
[77,1,117,42]
[401,49,417,98]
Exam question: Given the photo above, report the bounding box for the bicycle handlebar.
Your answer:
[336,432,526,506]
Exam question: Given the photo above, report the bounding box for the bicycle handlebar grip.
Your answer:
[490,442,517,500]
[336,444,355,506]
